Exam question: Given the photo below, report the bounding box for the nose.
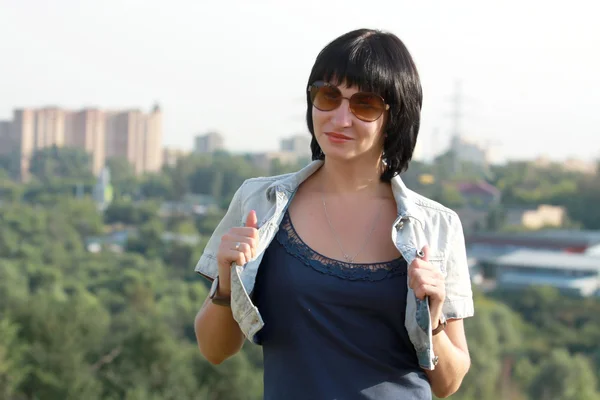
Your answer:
[330,98,352,127]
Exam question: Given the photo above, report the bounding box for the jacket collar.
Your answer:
[390,173,425,227]
[266,160,324,198]
[266,160,425,225]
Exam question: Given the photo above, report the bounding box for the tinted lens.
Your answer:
[349,92,386,122]
[310,85,342,111]
[309,82,387,122]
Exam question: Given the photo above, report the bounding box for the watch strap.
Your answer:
[209,277,231,307]
[432,315,447,335]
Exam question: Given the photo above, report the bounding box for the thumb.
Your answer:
[418,245,430,262]
[245,210,258,229]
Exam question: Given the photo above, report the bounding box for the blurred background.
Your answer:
[0,0,599,399]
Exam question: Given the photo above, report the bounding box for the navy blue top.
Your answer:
[252,210,432,400]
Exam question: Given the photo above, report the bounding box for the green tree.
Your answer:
[0,315,29,399]
[17,290,109,400]
[486,205,506,231]
[528,349,600,400]
[0,151,21,179]
[140,173,174,200]
[105,157,138,200]
[29,146,94,183]
[434,184,465,209]
[104,200,159,225]
[126,218,166,259]
[455,294,525,400]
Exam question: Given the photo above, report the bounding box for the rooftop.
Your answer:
[457,182,500,197]
[492,249,600,271]
[468,229,600,248]
[498,272,598,296]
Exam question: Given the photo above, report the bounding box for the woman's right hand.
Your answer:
[215,210,259,296]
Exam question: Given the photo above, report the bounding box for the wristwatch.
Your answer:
[432,314,447,336]
[209,277,231,307]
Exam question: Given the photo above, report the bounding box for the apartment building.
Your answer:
[2,104,162,180]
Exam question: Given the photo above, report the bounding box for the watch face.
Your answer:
[432,356,439,366]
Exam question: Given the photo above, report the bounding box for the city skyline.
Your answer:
[1,0,599,163]
[0,104,163,180]
[1,101,597,177]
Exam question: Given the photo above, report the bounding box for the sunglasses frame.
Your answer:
[307,81,390,122]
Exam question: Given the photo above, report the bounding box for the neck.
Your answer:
[318,155,386,196]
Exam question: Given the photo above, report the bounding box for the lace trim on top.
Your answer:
[276,210,407,281]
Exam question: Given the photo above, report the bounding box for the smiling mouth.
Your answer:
[325,132,352,140]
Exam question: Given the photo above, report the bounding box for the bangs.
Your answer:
[308,34,399,103]
[306,29,422,181]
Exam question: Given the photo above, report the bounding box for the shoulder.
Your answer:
[401,186,465,254]
[233,171,301,218]
[241,171,297,188]
[238,160,323,200]
[406,187,460,223]
[238,171,296,198]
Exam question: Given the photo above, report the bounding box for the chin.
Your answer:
[319,144,352,160]
[323,150,360,163]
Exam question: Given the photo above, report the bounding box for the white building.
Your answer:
[492,249,600,297]
[280,134,311,157]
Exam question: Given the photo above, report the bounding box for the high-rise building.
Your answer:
[12,109,37,181]
[144,104,163,173]
[4,104,163,181]
[105,107,162,175]
[65,109,106,176]
[194,131,224,154]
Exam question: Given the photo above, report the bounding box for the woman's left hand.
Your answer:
[408,245,446,329]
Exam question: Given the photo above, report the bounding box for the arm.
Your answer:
[425,319,471,398]
[193,183,259,365]
[194,280,245,365]
[409,216,474,397]
[194,213,259,364]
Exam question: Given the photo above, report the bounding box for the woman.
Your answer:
[194,28,474,399]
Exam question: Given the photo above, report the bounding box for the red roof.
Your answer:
[457,182,500,197]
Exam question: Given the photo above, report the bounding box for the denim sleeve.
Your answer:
[194,182,246,281]
[442,215,475,320]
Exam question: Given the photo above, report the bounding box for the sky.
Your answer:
[1,0,599,163]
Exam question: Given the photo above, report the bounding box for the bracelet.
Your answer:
[432,317,447,336]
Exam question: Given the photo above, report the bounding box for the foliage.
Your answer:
[0,201,263,399]
[28,145,94,183]
[1,148,599,399]
[104,157,139,200]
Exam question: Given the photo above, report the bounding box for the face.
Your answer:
[310,82,388,162]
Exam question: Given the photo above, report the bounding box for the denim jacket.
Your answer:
[195,160,474,370]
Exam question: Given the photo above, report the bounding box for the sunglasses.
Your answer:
[308,81,390,122]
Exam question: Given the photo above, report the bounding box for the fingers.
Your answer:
[217,210,260,268]
[411,283,444,301]
[221,233,256,260]
[408,259,445,300]
[217,243,251,269]
[223,247,250,268]
[245,210,258,229]
[229,226,259,242]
